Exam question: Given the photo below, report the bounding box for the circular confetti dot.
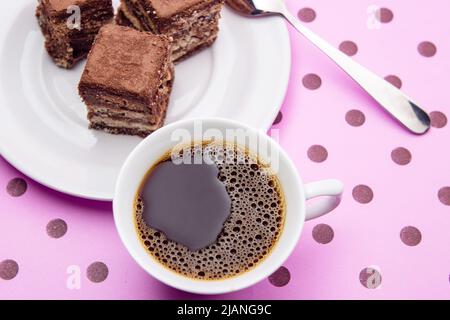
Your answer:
[418,41,437,57]
[352,185,374,204]
[46,219,68,239]
[438,187,450,206]
[400,226,422,246]
[307,145,328,163]
[384,75,402,89]
[268,266,290,287]
[0,259,19,280]
[87,262,109,283]
[345,109,366,127]
[339,41,358,56]
[298,7,316,23]
[302,74,322,90]
[391,147,412,166]
[6,178,27,197]
[312,224,334,244]
[359,267,382,289]
[376,7,394,23]
[273,111,283,125]
[430,111,447,129]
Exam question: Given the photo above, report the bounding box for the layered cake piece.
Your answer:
[36,0,114,68]
[78,24,174,137]
[116,0,224,61]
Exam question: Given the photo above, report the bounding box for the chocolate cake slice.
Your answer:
[36,0,114,69]
[78,24,174,137]
[116,0,224,62]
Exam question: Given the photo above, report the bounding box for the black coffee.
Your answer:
[135,142,285,280]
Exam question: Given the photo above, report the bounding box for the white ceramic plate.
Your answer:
[0,0,291,201]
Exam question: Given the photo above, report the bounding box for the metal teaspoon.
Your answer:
[226,0,431,134]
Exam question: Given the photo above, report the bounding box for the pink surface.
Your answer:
[1,0,449,299]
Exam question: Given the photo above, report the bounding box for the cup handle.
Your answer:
[304,179,344,221]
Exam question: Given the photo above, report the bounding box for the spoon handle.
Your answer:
[281,9,430,134]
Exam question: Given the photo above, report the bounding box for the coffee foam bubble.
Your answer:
[135,142,285,280]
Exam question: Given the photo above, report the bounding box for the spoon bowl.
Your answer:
[226,0,276,16]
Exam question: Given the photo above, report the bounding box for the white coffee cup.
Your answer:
[113,118,343,295]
